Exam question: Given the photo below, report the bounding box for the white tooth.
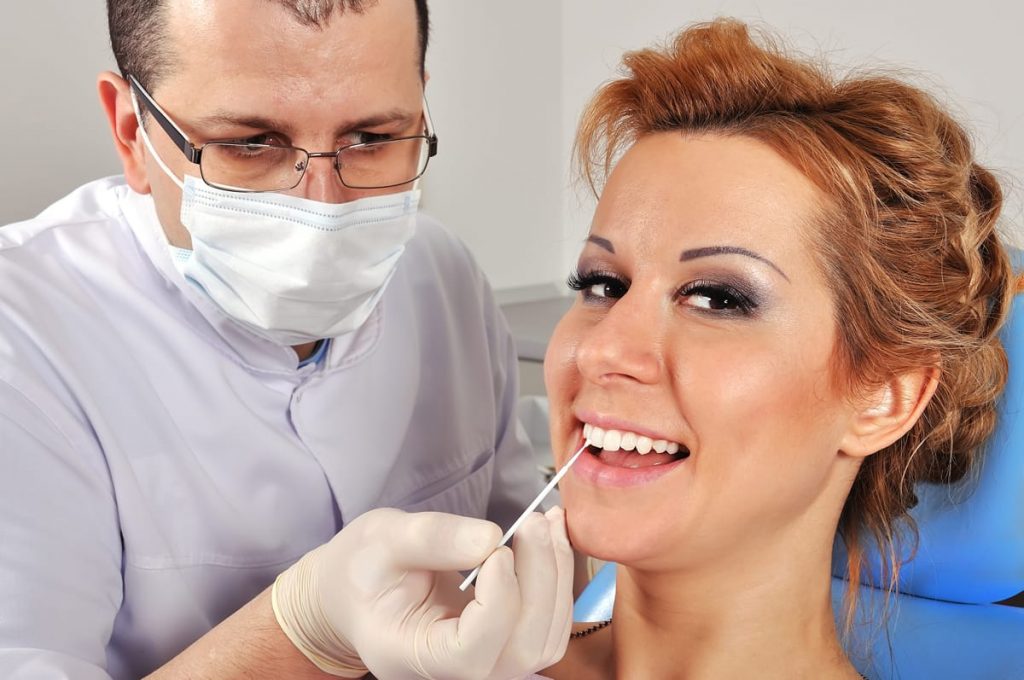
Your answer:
[636,436,653,454]
[603,430,622,452]
[620,431,637,451]
[666,442,680,455]
[583,423,593,440]
[652,439,669,454]
[589,427,605,448]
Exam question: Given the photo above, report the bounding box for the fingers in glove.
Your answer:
[543,506,576,663]
[387,511,503,575]
[485,512,561,675]
[420,546,520,678]
[339,510,501,595]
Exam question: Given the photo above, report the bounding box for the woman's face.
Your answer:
[546,133,861,569]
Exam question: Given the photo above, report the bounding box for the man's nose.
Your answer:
[575,290,663,388]
[295,153,360,204]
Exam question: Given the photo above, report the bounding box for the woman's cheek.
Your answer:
[547,314,591,390]
[544,313,586,457]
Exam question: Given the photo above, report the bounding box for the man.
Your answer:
[0,1,574,678]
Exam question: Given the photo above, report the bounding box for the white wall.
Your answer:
[0,2,121,223]
[558,0,1024,271]
[421,2,567,291]
[2,2,1021,291]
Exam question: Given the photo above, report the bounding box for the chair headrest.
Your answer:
[834,248,1024,603]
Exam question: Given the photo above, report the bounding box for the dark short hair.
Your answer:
[107,0,430,91]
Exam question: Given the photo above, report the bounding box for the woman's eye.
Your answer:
[586,281,620,299]
[678,282,755,315]
[566,269,629,302]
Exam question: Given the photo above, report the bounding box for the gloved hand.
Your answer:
[272,506,574,680]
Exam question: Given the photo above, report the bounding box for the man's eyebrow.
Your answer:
[192,112,294,134]
[191,108,417,139]
[343,109,418,132]
[680,246,790,282]
[586,235,615,253]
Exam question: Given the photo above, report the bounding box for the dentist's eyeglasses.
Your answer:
[128,74,438,193]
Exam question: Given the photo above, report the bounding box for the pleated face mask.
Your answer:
[176,176,418,345]
[135,100,419,347]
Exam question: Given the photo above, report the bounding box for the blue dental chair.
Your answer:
[572,252,1024,679]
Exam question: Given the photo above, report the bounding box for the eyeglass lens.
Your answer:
[199,137,430,192]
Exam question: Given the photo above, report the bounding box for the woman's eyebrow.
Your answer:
[586,235,615,253]
[680,246,790,283]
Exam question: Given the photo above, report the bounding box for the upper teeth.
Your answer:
[583,423,681,455]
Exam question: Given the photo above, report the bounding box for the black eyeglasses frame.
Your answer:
[127,74,439,192]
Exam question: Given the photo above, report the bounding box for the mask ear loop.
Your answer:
[130,88,197,264]
[130,89,186,191]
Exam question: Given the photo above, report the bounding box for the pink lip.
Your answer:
[574,409,678,443]
[566,429,688,489]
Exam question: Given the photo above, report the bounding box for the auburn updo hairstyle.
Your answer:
[575,18,1021,629]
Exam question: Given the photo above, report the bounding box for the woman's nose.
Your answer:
[575,292,663,387]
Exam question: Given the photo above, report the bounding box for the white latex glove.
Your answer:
[272,506,574,680]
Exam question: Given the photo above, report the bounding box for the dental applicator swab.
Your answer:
[459,439,590,592]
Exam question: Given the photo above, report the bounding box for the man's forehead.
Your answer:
[152,0,422,122]
[165,0,379,30]
[161,0,419,87]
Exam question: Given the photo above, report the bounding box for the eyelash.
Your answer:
[566,269,628,304]
[677,279,758,315]
[566,269,758,316]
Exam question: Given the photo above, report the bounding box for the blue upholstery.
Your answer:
[839,579,1024,679]
[833,250,1024,603]
[574,564,1024,678]
[573,250,1024,678]
[573,559,618,624]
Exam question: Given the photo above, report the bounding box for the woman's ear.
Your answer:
[97,71,151,194]
[839,367,939,458]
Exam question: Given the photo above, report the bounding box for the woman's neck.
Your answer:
[551,528,862,679]
[608,558,854,679]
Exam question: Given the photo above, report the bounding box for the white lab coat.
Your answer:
[0,177,544,679]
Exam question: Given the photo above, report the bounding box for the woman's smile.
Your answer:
[567,415,691,488]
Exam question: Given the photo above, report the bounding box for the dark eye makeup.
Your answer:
[567,267,761,317]
[676,278,759,315]
[566,268,630,304]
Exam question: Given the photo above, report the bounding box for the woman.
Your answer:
[540,19,1018,679]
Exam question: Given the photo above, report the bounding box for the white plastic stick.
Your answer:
[458,440,590,591]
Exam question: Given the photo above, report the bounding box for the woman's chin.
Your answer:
[566,510,664,566]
